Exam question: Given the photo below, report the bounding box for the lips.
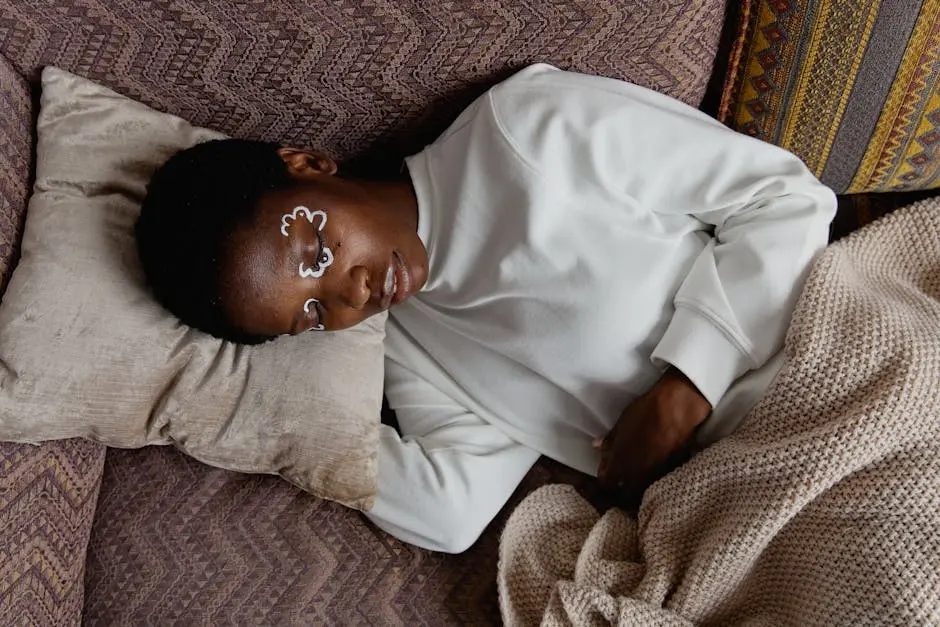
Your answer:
[391,251,412,306]
[380,263,397,310]
[379,251,413,310]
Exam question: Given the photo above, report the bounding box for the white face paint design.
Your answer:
[299,247,333,279]
[303,298,325,331]
[280,206,334,279]
[281,206,333,332]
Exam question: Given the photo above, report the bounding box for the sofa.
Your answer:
[1,1,937,624]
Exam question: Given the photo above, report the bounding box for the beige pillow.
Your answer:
[0,67,383,510]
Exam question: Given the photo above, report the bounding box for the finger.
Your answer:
[591,438,604,450]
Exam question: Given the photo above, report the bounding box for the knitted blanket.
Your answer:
[498,200,940,626]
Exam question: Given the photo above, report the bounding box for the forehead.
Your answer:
[217,204,299,334]
[256,184,330,224]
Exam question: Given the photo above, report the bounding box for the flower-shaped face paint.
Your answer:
[303,297,325,331]
[280,206,334,279]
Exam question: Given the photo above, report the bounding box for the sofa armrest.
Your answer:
[0,54,31,296]
[0,54,108,626]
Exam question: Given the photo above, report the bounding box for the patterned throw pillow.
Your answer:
[719,0,939,194]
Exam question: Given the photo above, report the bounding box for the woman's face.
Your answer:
[218,149,428,337]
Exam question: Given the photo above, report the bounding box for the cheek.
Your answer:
[328,228,383,272]
[259,283,304,335]
[328,307,377,331]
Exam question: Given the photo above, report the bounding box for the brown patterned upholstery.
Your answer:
[1,0,726,172]
[0,53,108,627]
[84,447,597,624]
[0,0,728,623]
[0,441,105,626]
[0,53,30,291]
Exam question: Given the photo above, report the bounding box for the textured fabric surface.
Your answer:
[498,199,940,626]
[0,67,384,510]
[0,0,726,176]
[0,53,30,295]
[719,0,940,194]
[84,446,597,625]
[0,441,106,627]
[0,53,107,627]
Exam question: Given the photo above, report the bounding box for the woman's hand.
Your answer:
[594,367,711,507]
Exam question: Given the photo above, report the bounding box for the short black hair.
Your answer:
[136,139,291,345]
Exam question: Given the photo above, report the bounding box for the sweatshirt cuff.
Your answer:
[650,307,754,408]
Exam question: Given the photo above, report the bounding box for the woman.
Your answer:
[136,64,836,552]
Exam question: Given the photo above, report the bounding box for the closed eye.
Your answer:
[298,228,335,279]
[303,298,324,331]
[314,230,328,265]
[306,229,324,266]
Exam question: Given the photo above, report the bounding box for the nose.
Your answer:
[340,265,371,310]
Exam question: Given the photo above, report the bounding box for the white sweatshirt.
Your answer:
[384,63,836,477]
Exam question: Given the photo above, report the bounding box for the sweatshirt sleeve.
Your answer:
[646,175,834,407]
[489,64,837,407]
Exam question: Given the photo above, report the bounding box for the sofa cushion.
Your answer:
[0,54,107,627]
[719,0,940,194]
[0,1,726,172]
[0,54,30,290]
[83,446,599,624]
[0,67,383,510]
[0,440,106,626]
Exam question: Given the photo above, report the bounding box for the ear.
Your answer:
[277,147,338,179]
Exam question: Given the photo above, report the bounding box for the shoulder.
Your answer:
[481,64,685,172]
[486,63,606,120]
[489,63,667,116]
[489,62,625,99]
[488,63,723,136]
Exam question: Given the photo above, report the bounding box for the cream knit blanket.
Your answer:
[498,200,940,626]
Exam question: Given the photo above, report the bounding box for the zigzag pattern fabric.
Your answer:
[0,441,106,626]
[1,0,724,166]
[84,448,596,624]
[0,54,29,293]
